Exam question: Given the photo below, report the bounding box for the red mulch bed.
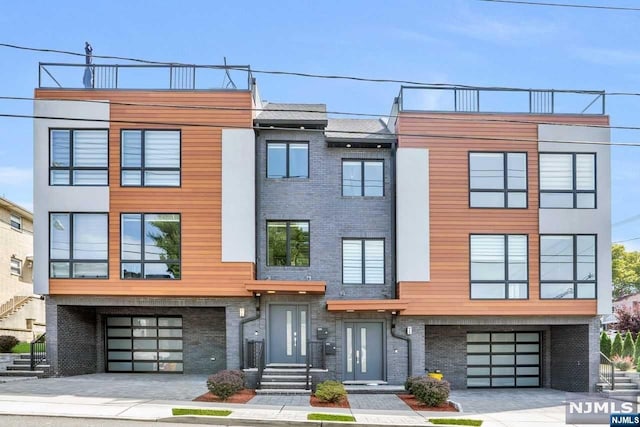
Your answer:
[310,395,351,408]
[397,393,458,412]
[193,389,256,404]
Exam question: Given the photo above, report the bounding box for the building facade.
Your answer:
[34,64,611,391]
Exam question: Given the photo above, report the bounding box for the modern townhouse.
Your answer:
[33,63,611,392]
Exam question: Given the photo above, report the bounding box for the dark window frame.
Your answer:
[341,238,385,285]
[120,129,182,187]
[9,213,22,231]
[341,159,385,197]
[468,151,528,209]
[266,220,310,267]
[539,152,597,209]
[49,128,109,186]
[120,213,182,280]
[49,212,109,279]
[469,234,529,300]
[266,141,310,179]
[10,257,21,276]
[539,234,597,300]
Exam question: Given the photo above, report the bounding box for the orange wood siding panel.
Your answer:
[37,90,255,297]
[397,113,608,316]
[245,280,326,295]
[326,299,408,312]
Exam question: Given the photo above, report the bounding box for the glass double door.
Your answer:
[344,322,384,381]
[268,305,309,364]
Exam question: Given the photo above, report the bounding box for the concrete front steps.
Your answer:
[257,364,311,395]
[0,353,48,378]
[600,370,640,401]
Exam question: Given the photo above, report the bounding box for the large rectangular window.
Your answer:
[539,153,596,208]
[267,142,309,178]
[50,129,108,186]
[470,234,528,299]
[342,160,384,197]
[267,221,310,266]
[469,152,527,208]
[121,130,181,186]
[50,213,108,278]
[342,239,384,284]
[121,214,181,279]
[540,235,596,299]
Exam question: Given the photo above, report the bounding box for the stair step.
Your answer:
[263,368,308,374]
[262,375,308,381]
[256,389,311,395]
[6,364,49,371]
[0,370,45,377]
[614,383,639,390]
[265,363,306,368]
[18,354,33,360]
[260,381,307,389]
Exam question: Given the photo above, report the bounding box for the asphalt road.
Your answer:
[0,415,228,427]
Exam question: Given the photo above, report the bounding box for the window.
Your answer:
[50,129,108,186]
[10,213,21,231]
[121,214,181,279]
[342,160,384,197]
[267,142,309,178]
[470,235,528,299]
[342,239,384,284]
[469,152,527,208]
[50,213,108,279]
[540,235,596,299]
[10,257,21,276]
[267,221,309,266]
[539,153,596,208]
[121,130,181,186]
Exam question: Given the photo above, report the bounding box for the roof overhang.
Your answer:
[245,280,326,295]
[254,120,328,129]
[326,299,408,313]
[326,138,394,148]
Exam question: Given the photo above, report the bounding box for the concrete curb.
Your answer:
[159,416,420,427]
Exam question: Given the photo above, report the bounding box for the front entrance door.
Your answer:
[344,322,384,381]
[268,305,309,364]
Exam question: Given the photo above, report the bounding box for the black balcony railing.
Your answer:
[398,85,606,115]
[38,62,252,90]
[600,352,615,390]
[30,333,46,371]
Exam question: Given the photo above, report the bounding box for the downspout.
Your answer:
[239,294,261,369]
[391,312,412,377]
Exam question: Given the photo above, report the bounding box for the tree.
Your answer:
[623,333,635,359]
[634,334,640,363]
[600,332,612,358]
[612,332,623,358]
[614,308,640,336]
[612,244,640,298]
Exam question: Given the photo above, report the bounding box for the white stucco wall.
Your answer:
[396,148,430,282]
[221,129,255,262]
[538,124,611,315]
[33,100,110,295]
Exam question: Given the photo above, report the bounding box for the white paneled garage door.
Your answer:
[466,332,541,388]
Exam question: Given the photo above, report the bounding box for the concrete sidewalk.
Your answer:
[0,391,600,427]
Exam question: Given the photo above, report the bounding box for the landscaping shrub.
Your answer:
[635,335,640,364]
[226,369,245,382]
[613,355,633,371]
[314,380,347,403]
[0,336,19,353]
[611,332,623,358]
[206,370,244,400]
[623,333,636,359]
[410,377,450,407]
[600,332,612,358]
[404,375,421,392]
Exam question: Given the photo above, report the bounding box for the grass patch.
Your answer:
[307,413,355,422]
[171,408,232,417]
[11,342,30,353]
[429,418,483,426]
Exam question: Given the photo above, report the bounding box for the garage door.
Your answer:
[106,316,183,372]
[466,332,540,388]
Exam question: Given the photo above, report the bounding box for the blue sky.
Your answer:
[1,0,639,246]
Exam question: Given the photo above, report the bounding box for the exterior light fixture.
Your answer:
[267,290,276,294]
[298,291,307,294]
[239,307,245,318]
[376,144,382,148]
[346,144,351,148]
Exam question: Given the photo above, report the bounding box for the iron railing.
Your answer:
[306,340,326,390]
[38,62,252,90]
[246,339,265,389]
[30,333,46,371]
[600,352,615,390]
[398,85,606,115]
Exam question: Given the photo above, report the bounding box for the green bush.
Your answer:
[611,332,623,358]
[623,334,635,359]
[206,370,244,400]
[635,337,640,365]
[405,375,421,392]
[410,377,450,407]
[600,332,612,358]
[314,380,347,403]
[0,336,19,353]
[613,355,633,371]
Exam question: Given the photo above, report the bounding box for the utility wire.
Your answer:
[477,0,640,12]
[614,236,640,244]
[0,111,635,147]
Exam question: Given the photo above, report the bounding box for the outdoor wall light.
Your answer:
[239,307,245,318]
[406,326,413,335]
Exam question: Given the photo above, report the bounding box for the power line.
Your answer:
[614,236,640,244]
[0,111,634,147]
[476,0,640,12]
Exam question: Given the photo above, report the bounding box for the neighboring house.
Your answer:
[33,63,611,392]
[0,197,45,342]
[613,293,640,313]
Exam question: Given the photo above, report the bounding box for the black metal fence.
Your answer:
[246,339,265,389]
[599,352,615,390]
[30,333,46,371]
[306,340,326,390]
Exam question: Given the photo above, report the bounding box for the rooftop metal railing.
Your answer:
[398,85,606,115]
[38,62,252,90]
